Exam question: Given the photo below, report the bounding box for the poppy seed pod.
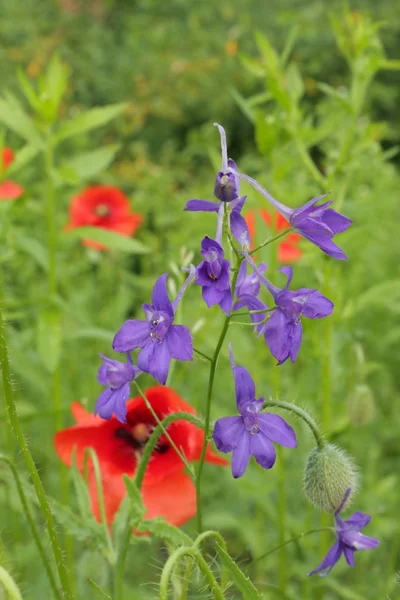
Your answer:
[304,444,358,513]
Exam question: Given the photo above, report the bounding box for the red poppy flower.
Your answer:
[245,209,302,262]
[65,185,143,250]
[0,147,24,201]
[54,386,227,527]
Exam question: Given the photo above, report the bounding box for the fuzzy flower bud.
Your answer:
[304,444,358,513]
[348,384,375,427]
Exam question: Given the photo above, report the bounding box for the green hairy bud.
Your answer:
[348,384,375,427]
[304,444,358,513]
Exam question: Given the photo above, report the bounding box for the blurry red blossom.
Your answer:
[65,185,143,250]
[54,386,227,527]
[0,148,24,201]
[245,209,302,262]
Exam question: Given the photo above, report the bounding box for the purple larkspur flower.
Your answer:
[212,346,297,478]
[233,261,268,334]
[245,254,334,364]
[113,271,194,385]
[213,123,240,202]
[195,236,232,315]
[95,353,140,423]
[308,488,379,577]
[236,172,352,260]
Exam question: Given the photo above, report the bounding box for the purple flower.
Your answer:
[212,346,297,478]
[308,489,379,577]
[244,255,334,364]
[95,353,140,423]
[113,273,193,385]
[237,172,352,260]
[213,123,240,202]
[195,236,232,315]
[233,261,268,334]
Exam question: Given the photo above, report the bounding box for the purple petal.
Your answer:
[340,531,380,551]
[213,416,245,452]
[231,195,247,214]
[322,209,352,234]
[234,365,256,408]
[196,262,212,286]
[148,341,171,385]
[184,199,219,212]
[291,193,331,222]
[111,383,130,423]
[249,432,276,469]
[279,266,293,289]
[152,273,174,316]
[343,548,355,567]
[166,324,193,361]
[215,261,231,292]
[307,541,342,577]
[231,429,251,478]
[264,309,293,364]
[230,212,250,247]
[294,216,333,235]
[94,388,114,419]
[113,319,149,352]
[202,284,225,308]
[257,413,297,448]
[344,512,371,530]
[289,320,302,363]
[235,261,247,293]
[137,340,155,373]
[296,290,334,319]
[218,289,232,315]
[97,363,108,386]
[201,236,224,260]
[300,231,348,260]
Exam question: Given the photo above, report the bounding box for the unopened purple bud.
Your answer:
[214,162,240,203]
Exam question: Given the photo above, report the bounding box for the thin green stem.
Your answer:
[0,566,23,600]
[196,258,244,533]
[88,579,112,599]
[134,411,203,489]
[249,528,333,565]
[179,557,194,600]
[0,455,62,600]
[232,308,275,318]
[0,294,73,599]
[193,348,212,362]
[159,547,224,600]
[249,228,292,256]
[133,381,192,472]
[262,399,325,449]
[193,531,228,590]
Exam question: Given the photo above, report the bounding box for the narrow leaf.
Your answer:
[216,544,262,600]
[55,103,127,143]
[64,144,121,180]
[0,96,41,145]
[65,227,149,254]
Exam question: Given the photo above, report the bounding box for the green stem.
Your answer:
[262,399,325,449]
[193,348,212,362]
[0,455,62,600]
[0,293,73,599]
[179,557,194,600]
[0,566,23,600]
[134,411,203,489]
[250,528,333,565]
[293,136,327,189]
[159,547,224,600]
[249,228,292,256]
[232,308,275,318]
[193,531,228,590]
[133,381,193,473]
[88,579,112,599]
[196,258,244,533]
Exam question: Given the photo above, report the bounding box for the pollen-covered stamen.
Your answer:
[114,423,169,454]
[95,203,110,217]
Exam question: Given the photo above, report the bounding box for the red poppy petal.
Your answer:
[88,468,126,524]
[278,241,302,263]
[259,208,272,227]
[2,148,14,169]
[276,212,290,231]
[70,402,103,425]
[68,186,133,225]
[190,429,229,466]
[244,211,256,241]
[142,470,196,526]
[0,181,24,200]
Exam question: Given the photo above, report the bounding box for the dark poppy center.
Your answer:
[95,203,110,217]
[114,424,169,454]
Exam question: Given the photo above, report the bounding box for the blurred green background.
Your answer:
[1,0,400,598]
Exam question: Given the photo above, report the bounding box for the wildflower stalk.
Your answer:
[193,531,228,590]
[196,257,244,533]
[0,289,73,599]
[159,546,224,600]
[249,527,333,565]
[262,399,325,450]
[134,410,204,489]
[249,227,292,256]
[193,348,212,362]
[179,557,194,600]
[0,455,62,600]
[0,565,23,600]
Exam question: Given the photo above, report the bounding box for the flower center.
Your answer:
[115,424,169,454]
[95,203,110,217]
[148,311,172,342]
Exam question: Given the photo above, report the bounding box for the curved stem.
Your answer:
[262,399,325,449]
[134,411,204,489]
[193,348,212,362]
[0,294,73,599]
[159,547,224,600]
[193,530,228,590]
[249,527,333,565]
[0,565,23,600]
[179,557,194,600]
[0,455,62,600]
[249,228,292,256]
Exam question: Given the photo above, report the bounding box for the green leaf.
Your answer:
[65,227,149,254]
[255,110,281,156]
[216,544,262,600]
[230,88,255,124]
[16,69,41,113]
[123,475,146,520]
[0,95,42,145]
[71,451,93,521]
[238,53,265,78]
[136,518,192,546]
[55,103,127,143]
[14,233,48,271]
[4,144,40,177]
[36,309,62,373]
[63,144,120,180]
[50,499,106,547]
[286,63,305,103]
[255,31,279,74]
